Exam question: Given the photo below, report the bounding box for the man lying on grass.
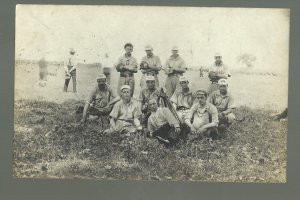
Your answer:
[79,74,119,124]
[185,89,219,140]
[208,78,236,132]
[147,98,181,145]
[104,85,143,135]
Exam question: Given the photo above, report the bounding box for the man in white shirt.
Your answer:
[63,48,78,93]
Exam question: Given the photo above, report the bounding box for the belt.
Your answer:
[120,74,134,78]
[168,73,182,77]
[176,106,189,111]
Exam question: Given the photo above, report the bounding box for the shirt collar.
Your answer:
[217,90,229,97]
[121,99,133,106]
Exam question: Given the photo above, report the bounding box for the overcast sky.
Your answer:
[16,5,289,73]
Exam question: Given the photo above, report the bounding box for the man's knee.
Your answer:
[226,113,236,124]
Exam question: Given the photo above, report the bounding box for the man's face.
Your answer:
[196,92,207,105]
[172,50,178,56]
[148,99,158,112]
[179,81,188,90]
[146,80,155,90]
[215,56,222,64]
[97,79,106,88]
[219,84,228,93]
[121,88,131,101]
[146,50,153,57]
[125,46,133,55]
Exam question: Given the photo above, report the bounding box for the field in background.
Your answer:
[14,63,288,111]
[13,62,288,182]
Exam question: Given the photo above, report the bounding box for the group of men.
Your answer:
[73,43,235,144]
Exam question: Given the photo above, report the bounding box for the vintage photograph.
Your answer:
[14,5,289,182]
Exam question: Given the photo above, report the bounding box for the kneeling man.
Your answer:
[209,78,235,130]
[80,74,118,124]
[105,85,142,134]
[147,98,181,144]
[170,76,195,123]
[185,89,219,140]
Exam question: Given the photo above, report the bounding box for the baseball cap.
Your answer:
[179,76,188,82]
[120,85,131,91]
[96,74,106,81]
[214,52,222,57]
[196,89,208,96]
[172,46,179,51]
[69,48,75,53]
[218,78,228,85]
[145,75,155,82]
[145,45,153,51]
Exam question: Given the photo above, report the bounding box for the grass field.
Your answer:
[13,63,288,182]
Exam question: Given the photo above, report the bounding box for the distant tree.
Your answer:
[237,54,256,68]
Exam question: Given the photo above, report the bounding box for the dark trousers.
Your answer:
[64,71,76,92]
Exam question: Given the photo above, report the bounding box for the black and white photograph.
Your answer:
[13,5,289,182]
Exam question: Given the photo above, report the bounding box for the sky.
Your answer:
[15,5,290,74]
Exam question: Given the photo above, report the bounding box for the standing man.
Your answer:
[139,45,162,89]
[209,78,235,131]
[79,74,119,124]
[208,53,231,94]
[147,98,181,145]
[185,89,219,140]
[105,85,142,134]
[64,48,78,93]
[199,66,204,77]
[115,43,138,97]
[170,76,195,122]
[139,76,161,127]
[163,46,187,98]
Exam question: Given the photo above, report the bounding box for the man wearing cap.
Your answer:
[147,98,181,145]
[209,78,236,130]
[170,76,195,122]
[115,43,138,97]
[139,75,161,127]
[80,74,119,124]
[64,48,78,92]
[163,46,187,98]
[185,89,219,140]
[105,85,142,134]
[208,53,231,94]
[139,45,162,89]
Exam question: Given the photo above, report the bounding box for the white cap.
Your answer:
[145,75,155,82]
[179,76,188,82]
[96,74,106,81]
[172,46,179,51]
[218,78,228,85]
[214,52,222,57]
[69,48,75,53]
[120,85,131,91]
[145,45,153,51]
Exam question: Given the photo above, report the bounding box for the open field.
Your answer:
[13,63,288,182]
[15,63,288,111]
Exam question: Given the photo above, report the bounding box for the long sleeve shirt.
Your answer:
[147,107,180,133]
[164,55,186,75]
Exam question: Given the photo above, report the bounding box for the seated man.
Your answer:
[139,76,160,127]
[209,78,235,131]
[105,85,142,135]
[79,74,119,124]
[170,76,195,122]
[185,89,219,140]
[147,98,181,145]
